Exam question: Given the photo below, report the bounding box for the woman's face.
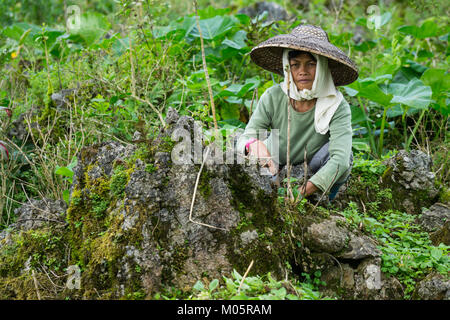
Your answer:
[289,53,317,90]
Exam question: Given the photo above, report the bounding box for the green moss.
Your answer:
[63,146,164,298]
[439,187,450,203]
[224,164,291,277]
[110,165,130,197]
[198,168,213,199]
[0,227,69,299]
[159,136,176,153]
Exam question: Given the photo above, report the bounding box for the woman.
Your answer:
[237,25,358,200]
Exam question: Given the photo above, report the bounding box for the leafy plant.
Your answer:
[54,156,77,205]
[338,199,450,299]
[188,269,329,300]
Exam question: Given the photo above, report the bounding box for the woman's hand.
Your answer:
[248,140,278,176]
[300,181,319,197]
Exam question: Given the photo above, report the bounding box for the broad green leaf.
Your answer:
[218,119,246,129]
[388,78,433,109]
[41,30,65,48]
[343,86,358,97]
[69,12,111,47]
[154,16,197,41]
[193,280,204,291]
[404,60,428,76]
[349,81,393,107]
[350,105,369,124]
[373,60,401,78]
[398,19,444,39]
[55,166,74,178]
[209,279,219,292]
[189,15,237,40]
[430,247,442,261]
[386,104,422,117]
[355,17,367,27]
[359,74,392,84]
[2,22,40,46]
[367,11,392,30]
[218,83,245,97]
[421,69,450,100]
[234,13,251,25]
[231,293,248,300]
[221,47,241,60]
[152,24,179,39]
[222,30,248,50]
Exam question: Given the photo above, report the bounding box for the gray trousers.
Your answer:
[309,142,353,174]
[309,142,353,200]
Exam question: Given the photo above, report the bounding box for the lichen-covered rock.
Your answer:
[60,112,294,298]
[412,272,450,300]
[382,150,439,214]
[0,109,407,300]
[417,203,450,246]
[304,216,349,253]
[320,257,403,300]
[12,198,67,231]
[238,1,289,22]
[430,221,450,246]
[419,203,450,232]
[337,234,381,260]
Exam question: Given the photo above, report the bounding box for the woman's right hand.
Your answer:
[248,140,278,176]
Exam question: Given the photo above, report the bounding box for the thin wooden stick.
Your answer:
[249,87,258,117]
[31,269,41,300]
[237,260,254,294]
[189,146,228,231]
[311,165,340,213]
[301,144,308,199]
[193,0,218,130]
[129,35,136,96]
[285,65,294,201]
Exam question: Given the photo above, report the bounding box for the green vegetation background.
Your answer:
[0,0,448,300]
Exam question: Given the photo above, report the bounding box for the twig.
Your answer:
[189,146,228,231]
[249,87,258,117]
[138,24,152,52]
[237,260,254,294]
[301,144,308,198]
[15,217,66,225]
[31,269,41,300]
[92,75,166,126]
[129,35,136,96]
[285,64,294,201]
[193,0,218,130]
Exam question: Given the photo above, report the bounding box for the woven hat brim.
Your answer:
[250,34,359,86]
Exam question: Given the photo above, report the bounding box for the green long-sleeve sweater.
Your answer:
[236,84,352,193]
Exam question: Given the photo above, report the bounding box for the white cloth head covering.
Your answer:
[280,49,343,135]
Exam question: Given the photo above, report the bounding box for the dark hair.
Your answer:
[288,50,316,61]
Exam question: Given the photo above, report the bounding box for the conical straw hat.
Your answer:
[250,24,358,86]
